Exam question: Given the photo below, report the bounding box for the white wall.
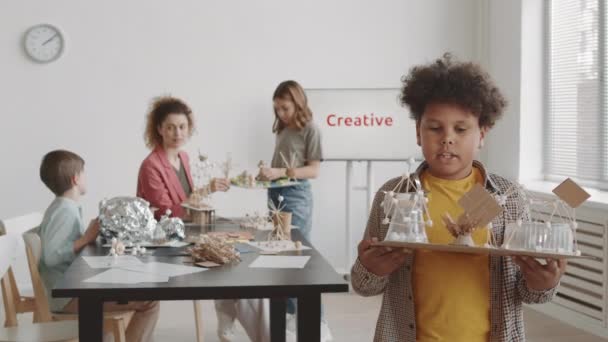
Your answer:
[519,0,545,182]
[483,0,545,183]
[0,0,481,282]
[482,0,523,180]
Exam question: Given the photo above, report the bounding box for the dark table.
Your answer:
[53,222,349,341]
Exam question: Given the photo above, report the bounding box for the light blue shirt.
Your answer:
[38,197,84,312]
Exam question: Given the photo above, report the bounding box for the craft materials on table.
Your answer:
[249,255,311,269]
[188,234,241,265]
[267,195,292,241]
[231,176,299,189]
[238,212,275,231]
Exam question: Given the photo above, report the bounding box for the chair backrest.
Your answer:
[0,213,43,236]
[23,232,42,265]
[0,234,18,280]
[0,234,20,327]
[23,232,53,322]
[0,213,43,327]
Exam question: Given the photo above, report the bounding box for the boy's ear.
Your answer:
[479,127,489,148]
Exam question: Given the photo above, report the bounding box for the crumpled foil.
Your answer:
[99,197,183,243]
[156,211,185,241]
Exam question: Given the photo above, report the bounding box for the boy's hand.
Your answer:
[82,219,100,244]
[210,178,230,192]
[512,256,567,291]
[74,219,100,253]
[358,237,411,277]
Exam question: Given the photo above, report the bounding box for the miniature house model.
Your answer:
[380,159,590,258]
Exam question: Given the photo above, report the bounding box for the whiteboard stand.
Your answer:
[326,158,415,280]
[345,160,353,280]
[344,160,374,281]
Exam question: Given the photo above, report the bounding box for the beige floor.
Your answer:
[152,292,606,342]
[2,292,606,341]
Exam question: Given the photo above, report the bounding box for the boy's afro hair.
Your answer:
[400,53,507,128]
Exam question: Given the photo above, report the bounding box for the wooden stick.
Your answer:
[279,152,290,168]
[290,151,296,169]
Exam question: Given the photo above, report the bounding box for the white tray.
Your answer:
[231,179,300,189]
[373,240,597,260]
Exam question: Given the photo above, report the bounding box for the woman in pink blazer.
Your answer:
[137,96,229,220]
[137,96,270,342]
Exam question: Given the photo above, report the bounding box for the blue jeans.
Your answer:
[268,181,313,315]
[268,181,313,241]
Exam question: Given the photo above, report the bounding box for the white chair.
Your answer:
[0,213,42,327]
[0,233,79,342]
[23,232,133,342]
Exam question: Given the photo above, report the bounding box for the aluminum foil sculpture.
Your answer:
[99,197,184,244]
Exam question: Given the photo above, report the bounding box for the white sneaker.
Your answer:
[321,320,333,342]
[218,329,235,342]
[286,313,296,334]
[285,313,297,341]
[217,311,236,342]
[286,329,297,342]
[284,314,333,342]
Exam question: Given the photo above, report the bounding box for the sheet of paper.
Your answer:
[120,262,206,277]
[249,255,311,269]
[246,241,311,253]
[84,268,169,284]
[82,256,143,269]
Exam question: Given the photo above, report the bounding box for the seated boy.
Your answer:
[351,54,566,341]
[38,149,160,342]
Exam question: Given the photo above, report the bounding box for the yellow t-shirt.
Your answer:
[413,168,490,342]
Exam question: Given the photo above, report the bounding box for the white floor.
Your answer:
[2,292,606,341]
[152,293,607,342]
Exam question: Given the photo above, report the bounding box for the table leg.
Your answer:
[270,297,286,342]
[79,297,103,342]
[297,294,321,341]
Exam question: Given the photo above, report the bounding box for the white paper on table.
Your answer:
[84,268,169,284]
[246,240,311,253]
[249,255,311,269]
[82,256,144,269]
[120,262,206,277]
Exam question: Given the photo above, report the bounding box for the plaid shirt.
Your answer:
[351,161,558,342]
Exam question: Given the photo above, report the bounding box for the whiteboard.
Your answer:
[307,88,422,160]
